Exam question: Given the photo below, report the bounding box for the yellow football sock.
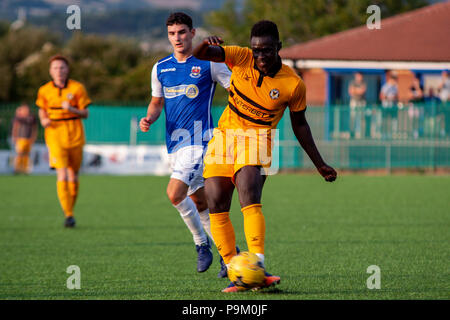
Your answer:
[68,181,79,208]
[14,156,22,172]
[57,180,73,217]
[15,155,26,173]
[22,155,29,172]
[209,212,237,264]
[241,204,265,255]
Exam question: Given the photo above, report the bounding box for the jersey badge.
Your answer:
[269,89,280,100]
[190,66,201,78]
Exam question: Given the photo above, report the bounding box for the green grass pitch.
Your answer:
[0,174,449,300]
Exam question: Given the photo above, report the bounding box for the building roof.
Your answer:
[280,2,450,62]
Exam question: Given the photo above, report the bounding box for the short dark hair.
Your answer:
[166,12,193,30]
[251,20,279,41]
[49,54,69,67]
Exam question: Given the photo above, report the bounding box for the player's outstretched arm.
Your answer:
[193,36,225,62]
[290,110,337,182]
[139,97,164,132]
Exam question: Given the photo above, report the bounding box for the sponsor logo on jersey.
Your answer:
[161,67,176,73]
[164,84,199,99]
[269,89,280,100]
[235,98,271,119]
[164,85,186,98]
[190,66,201,78]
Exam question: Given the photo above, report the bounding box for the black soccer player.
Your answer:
[193,20,337,292]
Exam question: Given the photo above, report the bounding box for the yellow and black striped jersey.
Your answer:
[218,45,306,132]
[36,79,91,148]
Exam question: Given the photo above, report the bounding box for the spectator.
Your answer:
[406,77,424,139]
[348,72,367,138]
[11,103,38,174]
[424,87,439,104]
[379,72,399,138]
[349,72,367,107]
[437,70,449,103]
[380,72,398,107]
[407,76,424,105]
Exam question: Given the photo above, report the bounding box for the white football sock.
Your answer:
[198,208,214,244]
[174,197,208,246]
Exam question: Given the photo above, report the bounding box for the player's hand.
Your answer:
[41,118,51,128]
[61,101,71,111]
[204,36,223,46]
[139,116,153,132]
[318,164,337,182]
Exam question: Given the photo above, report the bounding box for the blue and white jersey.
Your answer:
[152,54,231,153]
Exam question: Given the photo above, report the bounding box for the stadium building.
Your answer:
[280,1,450,107]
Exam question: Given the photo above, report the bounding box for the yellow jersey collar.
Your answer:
[52,79,69,89]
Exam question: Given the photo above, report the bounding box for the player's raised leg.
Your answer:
[167,178,212,272]
[190,185,237,277]
[189,187,213,240]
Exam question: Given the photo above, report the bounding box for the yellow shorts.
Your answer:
[203,128,272,180]
[15,138,32,154]
[47,144,83,171]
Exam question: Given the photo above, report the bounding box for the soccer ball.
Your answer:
[227,252,265,289]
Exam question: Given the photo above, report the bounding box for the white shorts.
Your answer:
[168,145,205,196]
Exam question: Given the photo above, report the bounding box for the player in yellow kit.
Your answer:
[11,103,38,174]
[194,20,337,292]
[35,55,91,228]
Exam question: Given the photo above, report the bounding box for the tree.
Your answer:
[0,27,169,103]
[64,33,165,103]
[205,0,429,47]
[0,24,60,101]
